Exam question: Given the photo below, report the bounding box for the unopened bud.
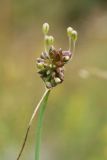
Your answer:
[63,56,70,62]
[42,23,49,35]
[45,81,52,88]
[49,64,52,68]
[67,27,73,37]
[54,77,61,84]
[46,70,51,75]
[37,62,44,69]
[53,65,56,68]
[48,36,54,46]
[41,52,49,59]
[45,35,50,46]
[71,30,77,41]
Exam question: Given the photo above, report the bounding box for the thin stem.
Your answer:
[73,41,76,54]
[68,37,76,61]
[68,37,71,51]
[35,89,50,160]
[16,88,50,160]
[71,40,76,60]
[44,35,47,53]
[16,126,30,160]
[29,89,50,126]
[68,36,76,54]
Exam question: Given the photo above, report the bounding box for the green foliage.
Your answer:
[35,89,50,160]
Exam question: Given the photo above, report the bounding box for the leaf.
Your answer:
[35,89,51,160]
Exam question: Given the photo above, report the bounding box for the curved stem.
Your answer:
[35,89,50,160]
[16,88,50,160]
[16,126,30,160]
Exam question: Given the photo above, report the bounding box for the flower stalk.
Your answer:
[16,88,51,160]
[16,23,77,160]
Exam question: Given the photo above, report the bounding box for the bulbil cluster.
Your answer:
[36,23,77,89]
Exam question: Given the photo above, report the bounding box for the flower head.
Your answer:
[36,23,77,89]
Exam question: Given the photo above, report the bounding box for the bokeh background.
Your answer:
[0,0,107,160]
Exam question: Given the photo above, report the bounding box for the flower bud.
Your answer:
[48,36,54,46]
[36,62,44,69]
[45,81,52,88]
[67,27,73,37]
[41,52,49,59]
[49,64,52,68]
[37,58,44,63]
[42,23,49,35]
[45,35,50,46]
[46,70,51,75]
[63,56,70,62]
[71,30,77,41]
[62,50,72,57]
[54,77,61,84]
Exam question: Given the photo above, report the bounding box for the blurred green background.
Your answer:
[0,0,107,160]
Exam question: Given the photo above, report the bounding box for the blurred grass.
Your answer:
[0,0,107,160]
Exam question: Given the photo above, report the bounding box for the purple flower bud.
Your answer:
[40,52,49,59]
[37,58,44,63]
[62,50,72,58]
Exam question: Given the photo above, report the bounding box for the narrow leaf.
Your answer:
[35,89,51,160]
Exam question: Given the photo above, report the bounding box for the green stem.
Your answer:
[69,37,71,51]
[44,36,47,52]
[73,41,76,54]
[16,88,50,160]
[35,88,51,160]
